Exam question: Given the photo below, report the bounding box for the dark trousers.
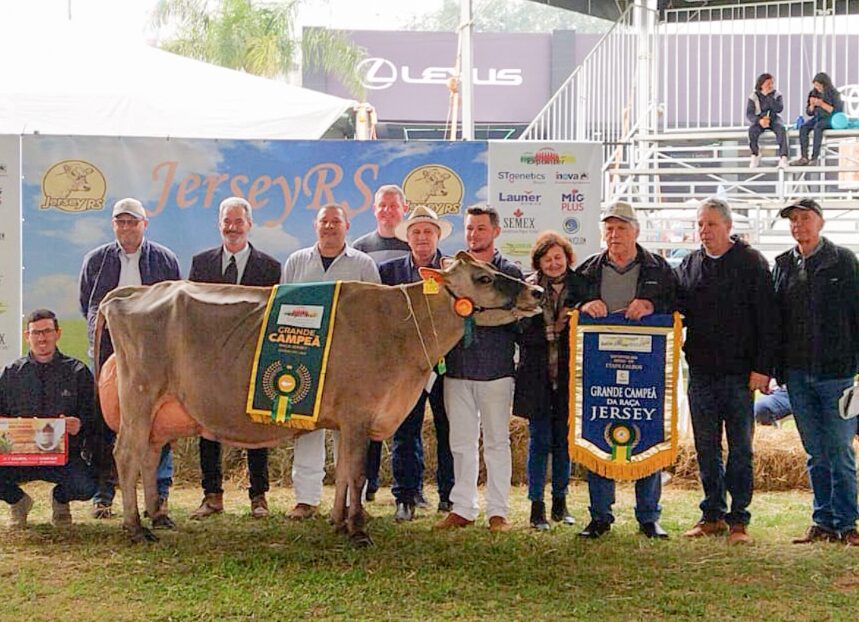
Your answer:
[748,121,788,157]
[1,456,97,505]
[199,437,269,499]
[365,441,382,494]
[391,377,454,505]
[526,388,571,502]
[688,371,755,525]
[799,118,831,159]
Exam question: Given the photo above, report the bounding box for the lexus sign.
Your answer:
[357,57,525,91]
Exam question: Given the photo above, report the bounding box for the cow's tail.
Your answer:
[94,305,107,384]
[89,304,111,473]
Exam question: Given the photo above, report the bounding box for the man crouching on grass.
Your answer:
[1,309,96,528]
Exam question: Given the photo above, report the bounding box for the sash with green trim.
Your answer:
[245,282,341,430]
[568,311,682,481]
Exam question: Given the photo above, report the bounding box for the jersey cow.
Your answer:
[96,251,541,544]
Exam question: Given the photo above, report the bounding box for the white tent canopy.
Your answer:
[0,23,355,140]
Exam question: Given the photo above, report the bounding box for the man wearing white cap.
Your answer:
[574,201,677,540]
[78,197,181,523]
[378,206,455,521]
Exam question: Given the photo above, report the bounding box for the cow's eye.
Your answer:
[476,275,493,285]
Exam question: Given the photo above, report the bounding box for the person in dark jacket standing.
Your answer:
[746,72,789,169]
[187,197,281,521]
[1,309,97,528]
[675,198,779,545]
[574,202,676,539]
[773,198,859,546]
[78,197,180,522]
[791,71,843,166]
[514,231,586,530]
[378,206,455,521]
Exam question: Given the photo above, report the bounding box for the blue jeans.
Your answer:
[527,413,570,502]
[587,470,662,524]
[754,386,792,425]
[94,437,173,504]
[786,371,858,534]
[391,377,454,504]
[688,371,755,525]
[1,456,97,505]
[365,441,382,494]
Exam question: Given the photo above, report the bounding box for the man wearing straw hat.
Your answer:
[378,206,455,521]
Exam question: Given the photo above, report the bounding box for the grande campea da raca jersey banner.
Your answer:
[568,311,682,481]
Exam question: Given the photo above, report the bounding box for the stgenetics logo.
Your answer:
[496,171,546,184]
[563,218,581,235]
[560,188,585,212]
[520,147,576,166]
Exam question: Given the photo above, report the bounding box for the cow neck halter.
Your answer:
[442,285,516,314]
[398,284,442,371]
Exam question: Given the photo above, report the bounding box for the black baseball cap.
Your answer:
[779,198,823,218]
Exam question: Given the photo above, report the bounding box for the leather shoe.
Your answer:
[683,519,728,537]
[394,501,415,522]
[189,493,224,521]
[250,494,269,519]
[727,524,752,545]
[488,516,511,533]
[437,500,453,513]
[578,519,611,539]
[640,521,669,539]
[792,525,839,544]
[841,529,859,546]
[433,512,474,530]
[287,503,318,521]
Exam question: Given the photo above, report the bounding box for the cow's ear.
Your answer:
[439,256,457,270]
[454,250,476,264]
[419,267,445,284]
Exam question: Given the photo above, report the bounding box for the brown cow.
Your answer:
[97,251,541,545]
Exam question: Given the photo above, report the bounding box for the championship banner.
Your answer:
[568,311,682,481]
[245,282,342,430]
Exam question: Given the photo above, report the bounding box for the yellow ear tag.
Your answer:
[423,277,440,295]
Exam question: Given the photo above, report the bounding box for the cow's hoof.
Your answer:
[125,526,159,543]
[151,514,177,530]
[333,521,348,535]
[350,530,373,547]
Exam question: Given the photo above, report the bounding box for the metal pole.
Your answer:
[459,0,474,140]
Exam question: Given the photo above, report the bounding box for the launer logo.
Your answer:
[520,148,576,166]
[403,164,464,217]
[561,188,585,212]
[497,190,542,204]
[41,160,106,212]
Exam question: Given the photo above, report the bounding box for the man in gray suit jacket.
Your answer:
[188,197,281,520]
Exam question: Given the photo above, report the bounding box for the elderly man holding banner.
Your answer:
[675,198,778,545]
[573,202,678,539]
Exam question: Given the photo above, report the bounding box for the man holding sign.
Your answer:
[1,309,96,529]
[574,202,677,539]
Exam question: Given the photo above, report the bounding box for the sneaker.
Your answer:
[189,492,224,521]
[92,502,113,520]
[778,156,788,169]
[749,154,761,168]
[550,496,575,525]
[488,516,512,533]
[530,501,550,531]
[51,497,72,527]
[250,494,269,519]
[433,512,474,530]
[578,519,611,539]
[683,519,728,538]
[287,503,318,521]
[727,524,752,545]
[393,501,415,522]
[10,493,34,529]
[790,156,810,167]
[437,500,453,513]
[415,492,430,510]
[792,525,839,544]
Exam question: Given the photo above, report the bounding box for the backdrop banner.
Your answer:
[568,311,682,481]
[0,135,21,366]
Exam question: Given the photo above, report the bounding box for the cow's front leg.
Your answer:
[342,427,372,547]
[114,430,157,543]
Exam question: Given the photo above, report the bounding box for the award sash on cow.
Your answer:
[246,282,342,430]
[568,311,682,480]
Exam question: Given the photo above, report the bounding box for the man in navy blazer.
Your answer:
[188,197,281,520]
[378,206,455,521]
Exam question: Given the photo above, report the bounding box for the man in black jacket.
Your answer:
[1,309,96,528]
[675,198,778,545]
[188,197,281,520]
[575,202,676,539]
[773,198,859,546]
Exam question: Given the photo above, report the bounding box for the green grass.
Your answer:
[56,318,89,364]
[3,483,859,621]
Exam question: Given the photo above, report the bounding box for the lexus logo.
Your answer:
[357,58,398,90]
[356,56,524,91]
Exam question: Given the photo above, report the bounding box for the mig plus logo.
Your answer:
[560,188,585,212]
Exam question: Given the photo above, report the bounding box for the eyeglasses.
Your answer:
[113,218,141,227]
[27,328,56,337]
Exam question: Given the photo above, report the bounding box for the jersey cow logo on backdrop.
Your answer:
[402,165,464,217]
[357,57,524,91]
[40,160,106,213]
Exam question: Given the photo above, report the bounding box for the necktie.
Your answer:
[223,255,238,284]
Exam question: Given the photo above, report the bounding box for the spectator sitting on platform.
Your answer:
[754,383,792,427]
[747,72,789,169]
[791,72,843,167]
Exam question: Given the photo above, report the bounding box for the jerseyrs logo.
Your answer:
[41,160,106,212]
[403,164,464,216]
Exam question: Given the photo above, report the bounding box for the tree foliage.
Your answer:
[152,0,366,97]
[406,0,612,33]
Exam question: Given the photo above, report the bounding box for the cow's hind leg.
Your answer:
[142,443,175,530]
[331,449,349,534]
[339,426,372,547]
[114,431,157,543]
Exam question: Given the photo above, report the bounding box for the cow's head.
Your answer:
[422,251,542,326]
